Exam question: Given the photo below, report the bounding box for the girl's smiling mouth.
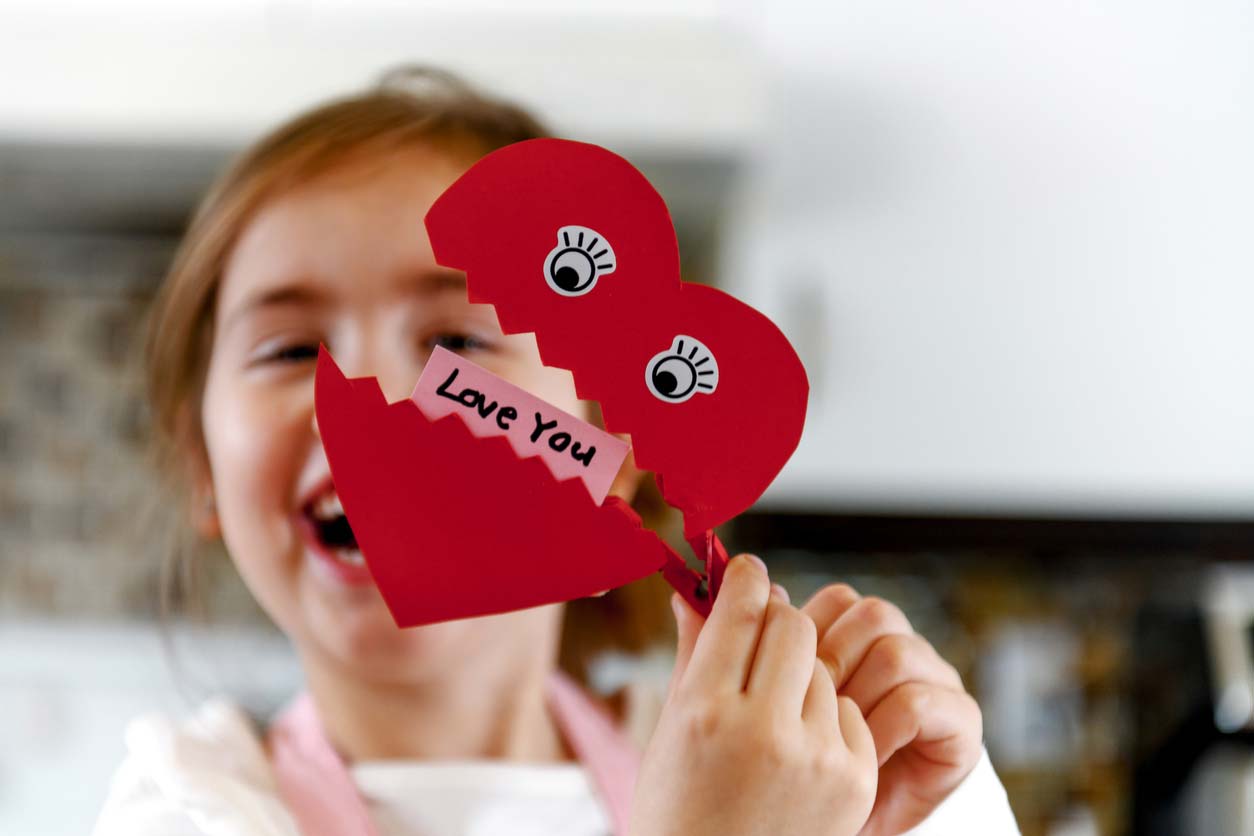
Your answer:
[297,476,374,586]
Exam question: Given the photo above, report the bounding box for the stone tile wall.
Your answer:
[0,233,264,624]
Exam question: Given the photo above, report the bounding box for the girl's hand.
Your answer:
[802,584,983,836]
[632,555,878,836]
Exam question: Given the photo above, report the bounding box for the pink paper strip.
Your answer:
[412,346,630,504]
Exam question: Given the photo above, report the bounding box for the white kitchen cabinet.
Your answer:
[724,1,1254,517]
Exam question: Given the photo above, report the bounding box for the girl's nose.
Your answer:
[343,343,424,406]
[314,330,424,415]
[373,357,424,406]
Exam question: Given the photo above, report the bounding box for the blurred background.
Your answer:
[1,1,1252,834]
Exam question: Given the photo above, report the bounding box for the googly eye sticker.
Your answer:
[646,335,719,404]
[544,226,616,297]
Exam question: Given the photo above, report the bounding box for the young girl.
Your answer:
[94,69,1019,836]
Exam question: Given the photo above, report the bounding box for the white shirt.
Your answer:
[93,699,1020,836]
[352,761,608,836]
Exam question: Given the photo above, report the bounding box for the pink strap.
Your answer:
[268,673,639,836]
[269,693,380,836]
[545,672,639,836]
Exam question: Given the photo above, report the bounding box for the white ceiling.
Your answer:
[0,0,764,151]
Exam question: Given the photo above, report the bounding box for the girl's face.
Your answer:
[200,146,583,681]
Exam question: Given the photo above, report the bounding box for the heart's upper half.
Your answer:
[425,139,809,538]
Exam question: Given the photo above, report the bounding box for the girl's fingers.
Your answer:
[801,583,861,638]
[837,693,878,765]
[668,592,705,700]
[746,586,818,714]
[817,596,914,689]
[682,554,773,694]
[863,682,982,769]
[841,633,966,715]
[802,657,841,735]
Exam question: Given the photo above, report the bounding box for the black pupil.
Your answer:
[553,265,582,292]
[653,369,678,395]
[551,248,594,293]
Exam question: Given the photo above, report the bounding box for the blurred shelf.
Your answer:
[732,511,1254,556]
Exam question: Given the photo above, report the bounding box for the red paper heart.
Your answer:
[314,139,807,626]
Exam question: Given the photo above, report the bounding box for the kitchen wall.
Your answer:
[3,3,1253,835]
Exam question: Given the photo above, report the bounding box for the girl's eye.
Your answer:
[257,342,320,365]
[429,333,492,354]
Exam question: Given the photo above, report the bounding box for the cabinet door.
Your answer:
[724,1,1254,516]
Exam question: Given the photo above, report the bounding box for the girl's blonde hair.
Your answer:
[146,67,672,681]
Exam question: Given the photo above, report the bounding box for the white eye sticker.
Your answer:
[646,335,719,404]
[544,226,616,296]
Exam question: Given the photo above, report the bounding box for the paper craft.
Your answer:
[412,346,629,504]
[314,138,809,626]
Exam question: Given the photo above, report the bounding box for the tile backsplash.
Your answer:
[0,232,265,624]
